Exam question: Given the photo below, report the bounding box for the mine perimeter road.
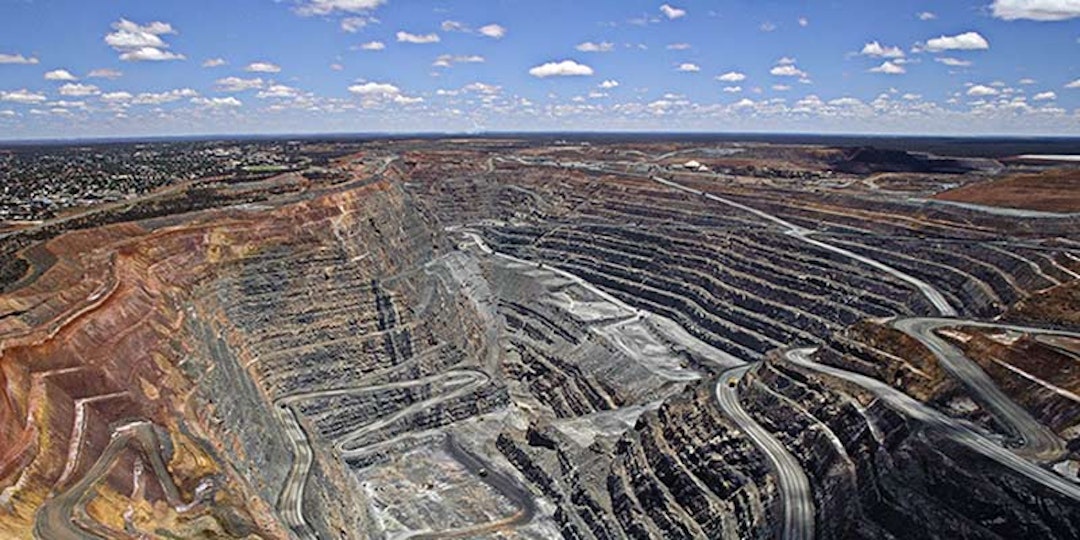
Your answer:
[894,318,1080,462]
[784,347,1080,503]
[716,365,815,540]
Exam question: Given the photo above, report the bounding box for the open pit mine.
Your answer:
[1,137,1078,540]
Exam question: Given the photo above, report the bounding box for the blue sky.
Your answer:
[0,0,1078,138]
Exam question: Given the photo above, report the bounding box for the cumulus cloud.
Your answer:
[967,84,1000,96]
[348,82,401,95]
[667,42,691,50]
[105,19,185,62]
[1033,91,1057,100]
[770,64,807,77]
[479,24,506,38]
[432,54,484,68]
[860,41,905,58]
[120,47,185,62]
[917,11,937,20]
[935,57,973,67]
[58,83,99,96]
[1066,78,1080,88]
[359,41,385,50]
[798,17,809,27]
[216,76,265,92]
[528,59,594,78]
[101,91,134,102]
[341,16,375,33]
[716,71,746,82]
[202,58,227,68]
[256,84,301,99]
[348,81,422,105]
[924,31,990,52]
[131,88,198,105]
[0,53,39,65]
[45,69,78,81]
[576,41,615,52]
[396,31,440,44]
[599,79,620,89]
[0,89,47,103]
[991,0,1080,21]
[660,4,686,19]
[192,96,242,108]
[722,86,742,93]
[677,63,700,72]
[1018,78,1037,85]
[772,84,791,91]
[87,68,122,79]
[869,61,906,74]
[296,0,386,16]
[245,61,281,73]
[463,82,501,94]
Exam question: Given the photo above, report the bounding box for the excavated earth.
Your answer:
[1,139,1079,539]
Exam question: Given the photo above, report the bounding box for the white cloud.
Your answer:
[772,84,791,91]
[105,19,184,62]
[101,91,133,102]
[734,98,755,108]
[432,54,485,68]
[722,86,742,93]
[441,20,469,32]
[396,31,440,44]
[716,71,746,82]
[869,61,906,74]
[666,42,691,50]
[860,41,905,58]
[576,41,615,52]
[777,56,796,65]
[341,16,375,33]
[829,97,863,107]
[131,88,197,105]
[917,11,937,20]
[798,17,809,27]
[202,58,227,68]
[120,47,185,62]
[478,24,506,38]
[463,82,501,94]
[216,76,265,92]
[58,83,99,96]
[0,89,47,103]
[991,0,1080,21]
[1066,79,1080,88]
[677,63,700,72]
[348,82,401,95]
[660,4,686,19]
[256,84,300,99]
[192,96,242,108]
[599,79,620,89]
[1033,91,1057,100]
[1018,78,1037,85]
[967,84,1000,96]
[925,31,990,52]
[529,59,594,78]
[360,41,385,50]
[87,68,122,79]
[760,21,777,32]
[770,64,807,77]
[296,0,386,16]
[935,57,973,67]
[245,61,281,73]
[0,53,39,65]
[44,69,78,81]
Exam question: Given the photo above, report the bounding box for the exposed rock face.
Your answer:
[2,140,1078,539]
